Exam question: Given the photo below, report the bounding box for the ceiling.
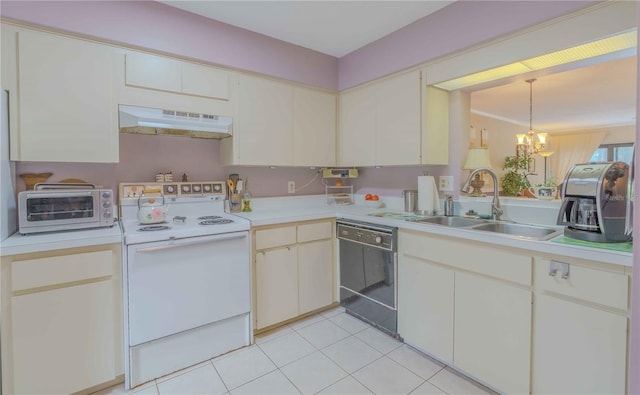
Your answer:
[158,1,636,132]
[470,55,637,133]
[159,1,454,57]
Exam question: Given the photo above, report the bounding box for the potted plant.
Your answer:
[500,153,533,196]
[529,172,558,200]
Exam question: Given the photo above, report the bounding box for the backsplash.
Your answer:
[15,134,450,199]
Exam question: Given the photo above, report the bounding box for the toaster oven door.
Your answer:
[19,191,99,232]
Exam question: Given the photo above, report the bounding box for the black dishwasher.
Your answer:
[337,220,398,336]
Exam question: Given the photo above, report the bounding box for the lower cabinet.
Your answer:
[532,294,627,395]
[298,239,333,314]
[398,255,454,363]
[398,230,630,395]
[398,230,532,394]
[531,257,629,395]
[256,246,299,328]
[254,220,334,331]
[454,272,531,395]
[1,244,122,395]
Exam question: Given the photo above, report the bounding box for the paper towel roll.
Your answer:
[418,176,440,214]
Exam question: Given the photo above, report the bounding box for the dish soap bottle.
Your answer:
[242,178,252,212]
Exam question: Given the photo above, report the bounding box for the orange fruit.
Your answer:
[365,193,372,200]
[335,179,344,186]
[371,195,379,201]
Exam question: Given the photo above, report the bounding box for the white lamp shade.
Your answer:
[463,147,493,170]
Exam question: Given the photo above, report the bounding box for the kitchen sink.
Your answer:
[409,216,488,227]
[405,215,562,241]
[469,222,562,241]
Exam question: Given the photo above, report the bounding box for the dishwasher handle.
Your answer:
[135,233,247,253]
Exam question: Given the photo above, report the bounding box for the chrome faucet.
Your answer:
[461,168,503,221]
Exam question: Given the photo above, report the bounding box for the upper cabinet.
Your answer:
[292,87,336,167]
[221,73,336,167]
[117,51,232,117]
[124,52,230,100]
[375,71,422,166]
[422,83,449,165]
[338,70,447,167]
[222,73,293,166]
[5,27,119,163]
[338,83,377,166]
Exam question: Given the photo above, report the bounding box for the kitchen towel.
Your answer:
[418,176,440,214]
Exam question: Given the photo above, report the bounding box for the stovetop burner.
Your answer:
[198,215,223,220]
[139,225,171,231]
[199,219,234,225]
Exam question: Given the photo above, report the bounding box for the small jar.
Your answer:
[242,190,252,212]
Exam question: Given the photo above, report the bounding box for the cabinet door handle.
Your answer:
[561,263,570,279]
[549,260,570,279]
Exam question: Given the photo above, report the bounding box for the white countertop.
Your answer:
[1,223,123,256]
[234,195,632,268]
[1,194,632,267]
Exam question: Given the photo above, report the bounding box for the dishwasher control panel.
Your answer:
[337,221,396,251]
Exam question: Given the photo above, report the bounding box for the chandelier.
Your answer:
[516,79,550,155]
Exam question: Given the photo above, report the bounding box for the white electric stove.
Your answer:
[119,182,252,389]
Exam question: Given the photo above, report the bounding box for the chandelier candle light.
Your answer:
[515,79,554,184]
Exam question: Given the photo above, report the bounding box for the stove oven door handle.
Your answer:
[135,233,247,253]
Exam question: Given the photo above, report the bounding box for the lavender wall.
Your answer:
[14,134,445,198]
[338,1,600,90]
[14,135,326,197]
[628,16,640,395]
[0,0,339,90]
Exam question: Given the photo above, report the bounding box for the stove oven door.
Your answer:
[126,231,250,346]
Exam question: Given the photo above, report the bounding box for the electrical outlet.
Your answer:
[288,181,295,193]
[439,176,454,192]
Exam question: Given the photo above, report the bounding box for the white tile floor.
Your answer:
[94,307,497,395]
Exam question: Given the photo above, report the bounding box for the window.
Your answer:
[589,143,634,164]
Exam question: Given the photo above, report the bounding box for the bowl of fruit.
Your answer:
[363,193,383,208]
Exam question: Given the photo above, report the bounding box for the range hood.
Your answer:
[119,105,232,139]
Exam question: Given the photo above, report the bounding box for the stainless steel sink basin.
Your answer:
[410,216,488,227]
[470,222,562,241]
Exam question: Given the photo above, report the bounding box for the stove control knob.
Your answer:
[203,184,212,192]
[103,212,112,218]
[213,184,222,192]
[193,185,201,192]
[165,185,175,194]
[182,185,191,193]
[102,191,111,199]
[375,236,383,244]
[102,201,111,209]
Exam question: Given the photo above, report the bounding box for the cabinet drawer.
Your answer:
[255,226,297,250]
[534,258,629,310]
[12,250,113,292]
[297,221,332,243]
[400,230,531,286]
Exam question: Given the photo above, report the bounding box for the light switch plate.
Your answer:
[439,176,454,191]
